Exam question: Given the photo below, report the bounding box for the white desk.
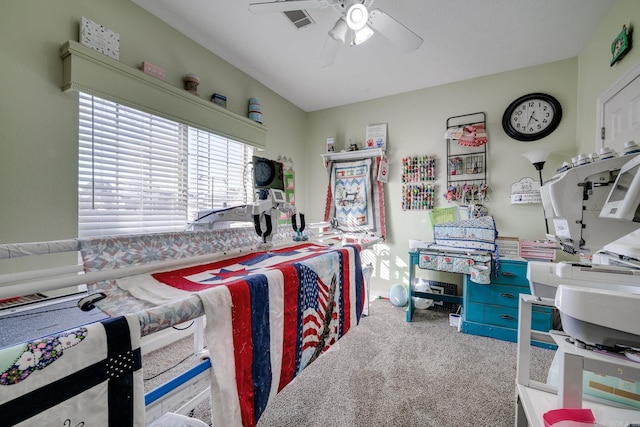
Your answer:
[515,294,640,426]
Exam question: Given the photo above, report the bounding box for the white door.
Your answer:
[599,62,640,153]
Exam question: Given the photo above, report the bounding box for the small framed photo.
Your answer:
[326,137,335,153]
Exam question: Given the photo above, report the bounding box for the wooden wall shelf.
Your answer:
[321,148,384,167]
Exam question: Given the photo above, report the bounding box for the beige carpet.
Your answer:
[143,298,555,426]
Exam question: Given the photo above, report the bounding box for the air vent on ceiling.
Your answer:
[283,9,315,29]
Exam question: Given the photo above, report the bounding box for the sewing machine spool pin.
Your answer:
[292,213,308,241]
[253,213,273,243]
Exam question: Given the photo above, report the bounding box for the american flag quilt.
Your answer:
[152,243,364,427]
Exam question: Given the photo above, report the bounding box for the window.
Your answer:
[79,93,253,237]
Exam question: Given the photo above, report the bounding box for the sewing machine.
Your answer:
[529,153,640,350]
[190,188,303,243]
[539,153,639,254]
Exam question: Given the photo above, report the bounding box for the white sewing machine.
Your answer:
[528,152,640,349]
[539,154,638,254]
[190,188,300,243]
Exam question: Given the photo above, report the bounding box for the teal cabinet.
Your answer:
[461,259,555,349]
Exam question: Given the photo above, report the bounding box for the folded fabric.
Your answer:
[457,123,487,147]
[433,216,497,251]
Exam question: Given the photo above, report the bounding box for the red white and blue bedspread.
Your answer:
[151,243,364,427]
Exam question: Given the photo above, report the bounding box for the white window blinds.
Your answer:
[187,129,254,222]
[79,93,253,237]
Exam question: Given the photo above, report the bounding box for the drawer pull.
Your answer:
[500,314,514,320]
[501,271,516,278]
[501,293,515,299]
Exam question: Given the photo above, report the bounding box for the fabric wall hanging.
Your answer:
[324,157,386,238]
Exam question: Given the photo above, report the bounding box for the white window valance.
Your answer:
[60,40,266,149]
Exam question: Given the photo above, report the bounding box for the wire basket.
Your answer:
[429,207,459,227]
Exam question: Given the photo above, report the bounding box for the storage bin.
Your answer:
[449,313,461,328]
[519,240,557,260]
[147,413,209,427]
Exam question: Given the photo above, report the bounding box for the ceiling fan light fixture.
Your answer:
[329,18,348,43]
[346,4,368,31]
[352,25,374,45]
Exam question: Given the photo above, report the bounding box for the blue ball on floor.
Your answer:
[388,284,407,307]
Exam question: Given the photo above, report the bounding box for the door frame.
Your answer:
[596,60,640,150]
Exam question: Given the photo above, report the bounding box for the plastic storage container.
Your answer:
[147,412,209,427]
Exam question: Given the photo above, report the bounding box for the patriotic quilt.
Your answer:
[151,243,364,427]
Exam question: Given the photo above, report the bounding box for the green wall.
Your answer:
[303,0,640,295]
[305,59,580,292]
[0,0,307,245]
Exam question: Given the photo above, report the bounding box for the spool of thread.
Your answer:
[248,97,262,124]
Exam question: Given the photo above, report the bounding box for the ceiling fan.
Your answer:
[248,0,423,67]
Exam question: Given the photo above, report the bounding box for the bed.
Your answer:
[0,224,379,426]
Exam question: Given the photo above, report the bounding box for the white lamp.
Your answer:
[346,3,369,31]
[352,25,374,45]
[329,18,349,43]
[330,4,375,47]
[523,150,551,234]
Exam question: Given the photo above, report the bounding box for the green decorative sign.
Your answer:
[611,24,633,67]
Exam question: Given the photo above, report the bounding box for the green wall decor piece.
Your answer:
[611,24,633,66]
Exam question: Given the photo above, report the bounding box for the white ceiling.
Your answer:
[131,0,616,112]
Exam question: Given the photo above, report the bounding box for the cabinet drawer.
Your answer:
[493,261,528,287]
[466,283,526,308]
[531,308,554,333]
[466,302,553,331]
[484,305,519,328]
[465,301,486,324]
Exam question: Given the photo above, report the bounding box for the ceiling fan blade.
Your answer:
[319,36,341,68]
[249,0,328,14]
[368,8,423,52]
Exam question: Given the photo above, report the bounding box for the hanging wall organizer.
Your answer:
[445,112,488,204]
[401,155,436,210]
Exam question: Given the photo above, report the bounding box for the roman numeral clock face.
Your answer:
[502,93,562,142]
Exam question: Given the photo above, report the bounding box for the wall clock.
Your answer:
[253,156,284,190]
[254,157,276,187]
[502,93,562,142]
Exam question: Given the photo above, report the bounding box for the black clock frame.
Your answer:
[253,158,276,187]
[502,93,562,142]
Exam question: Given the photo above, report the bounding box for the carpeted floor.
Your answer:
[143,298,556,426]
